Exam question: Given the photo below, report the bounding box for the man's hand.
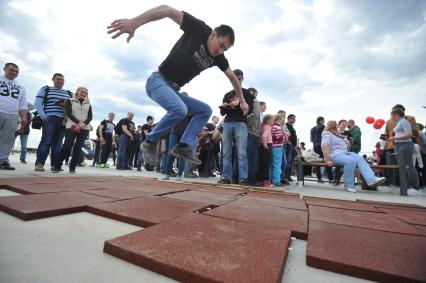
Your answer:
[387,136,396,142]
[78,122,86,128]
[325,159,334,167]
[108,19,138,42]
[240,101,249,115]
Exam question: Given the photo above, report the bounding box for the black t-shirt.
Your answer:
[221,88,254,124]
[158,12,229,87]
[141,123,153,141]
[101,119,115,136]
[121,118,135,136]
[286,123,297,146]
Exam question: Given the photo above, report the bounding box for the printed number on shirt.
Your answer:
[0,84,20,99]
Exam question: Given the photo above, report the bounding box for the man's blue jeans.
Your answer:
[284,143,294,179]
[165,134,185,176]
[222,122,248,181]
[15,134,28,161]
[116,134,129,169]
[36,115,65,166]
[145,72,212,146]
[247,134,259,185]
[281,143,287,181]
[332,152,376,189]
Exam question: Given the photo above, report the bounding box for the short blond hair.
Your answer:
[323,120,337,134]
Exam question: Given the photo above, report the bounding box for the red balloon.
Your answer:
[376,118,385,126]
[366,116,375,124]
[373,120,384,129]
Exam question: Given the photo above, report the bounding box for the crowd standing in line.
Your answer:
[1,60,425,197]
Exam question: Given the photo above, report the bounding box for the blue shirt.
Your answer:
[35,86,72,118]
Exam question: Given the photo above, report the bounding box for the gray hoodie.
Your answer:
[247,98,261,137]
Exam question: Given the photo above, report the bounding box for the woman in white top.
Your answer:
[321,120,386,193]
[387,109,419,196]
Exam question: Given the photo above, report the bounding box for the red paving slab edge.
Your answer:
[308,205,424,236]
[104,213,291,283]
[161,190,240,206]
[204,201,308,240]
[379,208,426,226]
[0,191,115,220]
[303,196,381,212]
[87,196,211,227]
[356,199,426,212]
[5,183,106,195]
[234,193,307,211]
[307,221,426,283]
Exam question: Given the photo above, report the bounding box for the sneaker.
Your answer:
[136,167,142,172]
[239,179,248,186]
[100,163,106,168]
[69,167,76,173]
[218,179,231,185]
[171,145,201,165]
[407,188,419,196]
[142,141,157,165]
[159,175,170,181]
[20,160,27,164]
[367,177,387,187]
[0,162,15,170]
[281,179,290,185]
[170,171,177,178]
[263,181,275,188]
[317,179,325,183]
[35,164,45,172]
[184,172,198,178]
[345,187,357,193]
[51,167,61,173]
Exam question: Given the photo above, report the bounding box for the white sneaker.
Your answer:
[159,175,170,181]
[407,188,419,196]
[345,187,357,193]
[367,177,387,187]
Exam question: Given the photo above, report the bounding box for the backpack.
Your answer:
[114,119,124,135]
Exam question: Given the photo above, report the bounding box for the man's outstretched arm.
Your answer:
[224,68,249,115]
[107,5,183,42]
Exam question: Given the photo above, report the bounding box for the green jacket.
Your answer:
[351,125,361,153]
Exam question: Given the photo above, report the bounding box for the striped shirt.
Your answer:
[272,124,285,146]
[35,86,72,118]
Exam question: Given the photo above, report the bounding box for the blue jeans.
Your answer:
[15,134,28,161]
[145,72,212,146]
[281,143,288,181]
[284,143,294,179]
[36,115,65,166]
[116,134,129,169]
[222,122,248,181]
[270,146,283,185]
[165,134,185,176]
[247,134,260,185]
[332,152,376,189]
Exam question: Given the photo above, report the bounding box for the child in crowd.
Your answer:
[271,115,285,186]
[259,114,274,187]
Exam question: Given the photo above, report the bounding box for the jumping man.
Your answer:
[107,5,248,165]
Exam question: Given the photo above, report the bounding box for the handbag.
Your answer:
[31,115,43,129]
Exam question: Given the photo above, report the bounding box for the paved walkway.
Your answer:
[1,153,425,283]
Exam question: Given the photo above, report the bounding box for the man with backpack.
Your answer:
[34,73,72,172]
[115,112,135,170]
[98,112,116,168]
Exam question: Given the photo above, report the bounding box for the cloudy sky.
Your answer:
[2,0,425,152]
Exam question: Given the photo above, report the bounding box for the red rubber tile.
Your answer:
[309,205,423,236]
[104,213,291,283]
[379,208,426,226]
[204,201,308,239]
[412,225,426,236]
[194,186,244,195]
[83,180,202,191]
[307,221,426,283]
[82,188,159,200]
[0,192,114,220]
[6,183,105,195]
[162,190,239,206]
[87,196,210,227]
[235,193,307,211]
[303,196,380,212]
[357,199,426,212]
